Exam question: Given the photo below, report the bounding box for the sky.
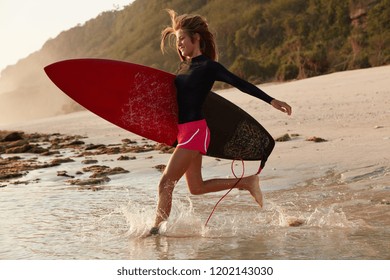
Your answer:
[0,0,133,72]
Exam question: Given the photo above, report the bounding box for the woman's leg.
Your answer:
[151,148,263,233]
[152,147,200,228]
[185,153,263,206]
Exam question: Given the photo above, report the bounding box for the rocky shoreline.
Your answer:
[0,130,173,189]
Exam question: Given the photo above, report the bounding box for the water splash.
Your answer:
[110,195,264,238]
[306,205,355,228]
[103,193,361,241]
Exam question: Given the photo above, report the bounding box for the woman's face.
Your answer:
[175,29,200,59]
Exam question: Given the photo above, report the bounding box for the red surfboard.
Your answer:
[45,59,178,145]
[44,59,274,165]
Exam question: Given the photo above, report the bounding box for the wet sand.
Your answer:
[0,65,389,259]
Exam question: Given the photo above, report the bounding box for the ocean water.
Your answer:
[1,65,390,260]
[1,154,389,260]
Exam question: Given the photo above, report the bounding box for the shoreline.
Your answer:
[0,66,389,259]
[1,65,389,191]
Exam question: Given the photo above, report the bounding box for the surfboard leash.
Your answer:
[204,159,264,227]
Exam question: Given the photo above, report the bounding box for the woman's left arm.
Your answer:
[214,62,292,115]
[214,62,273,103]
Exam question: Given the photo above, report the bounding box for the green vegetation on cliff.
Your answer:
[0,0,388,122]
[37,0,388,81]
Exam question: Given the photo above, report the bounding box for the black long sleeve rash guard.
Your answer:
[174,54,274,124]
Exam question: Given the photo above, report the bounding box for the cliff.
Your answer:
[0,0,388,123]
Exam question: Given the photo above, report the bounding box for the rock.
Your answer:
[85,144,106,150]
[5,144,32,154]
[66,140,85,146]
[32,162,61,169]
[288,219,305,227]
[89,167,129,178]
[122,138,137,144]
[57,171,74,178]
[82,159,99,164]
[127,145,155,153]
[66,176,111,186]
[82,165,129,178]
[102,147,121,154]
[82,165,110,173]
[40,150,60,156]
[163,147,175,153]
[306,136,327,142]
[4,156,22,161]
[154,164,166,172]
[117,155,136,161]
[155,143,175,153]
[0,172,25,180]
[28,145,49,154]
[51,158,75,165]
[5,140,28,149]
[275,134,291,142]
[1,131,24,142]
[4,140,48,154]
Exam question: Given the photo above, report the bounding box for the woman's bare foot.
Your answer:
[244,175,263,208]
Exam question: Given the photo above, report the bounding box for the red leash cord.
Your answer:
[204,159,263,227]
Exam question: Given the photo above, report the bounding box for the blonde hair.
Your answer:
[161,9,218,61]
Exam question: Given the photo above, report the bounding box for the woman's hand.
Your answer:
[271,99,292,115]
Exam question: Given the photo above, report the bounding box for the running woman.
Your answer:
[150,9,292,235]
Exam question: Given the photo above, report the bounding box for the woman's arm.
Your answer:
[213,61,274,103]
[213,61,292,115]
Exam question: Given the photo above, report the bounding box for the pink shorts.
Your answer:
[177,119,210,155]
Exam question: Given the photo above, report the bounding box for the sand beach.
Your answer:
[0,65,389,259]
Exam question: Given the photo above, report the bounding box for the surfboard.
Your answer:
[44,59,274,165]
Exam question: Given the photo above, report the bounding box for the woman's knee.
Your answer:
[187,180,204,195]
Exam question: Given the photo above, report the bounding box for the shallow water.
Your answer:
[1,160,389,260]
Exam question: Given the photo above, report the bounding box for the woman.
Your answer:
[150,10,292,235]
